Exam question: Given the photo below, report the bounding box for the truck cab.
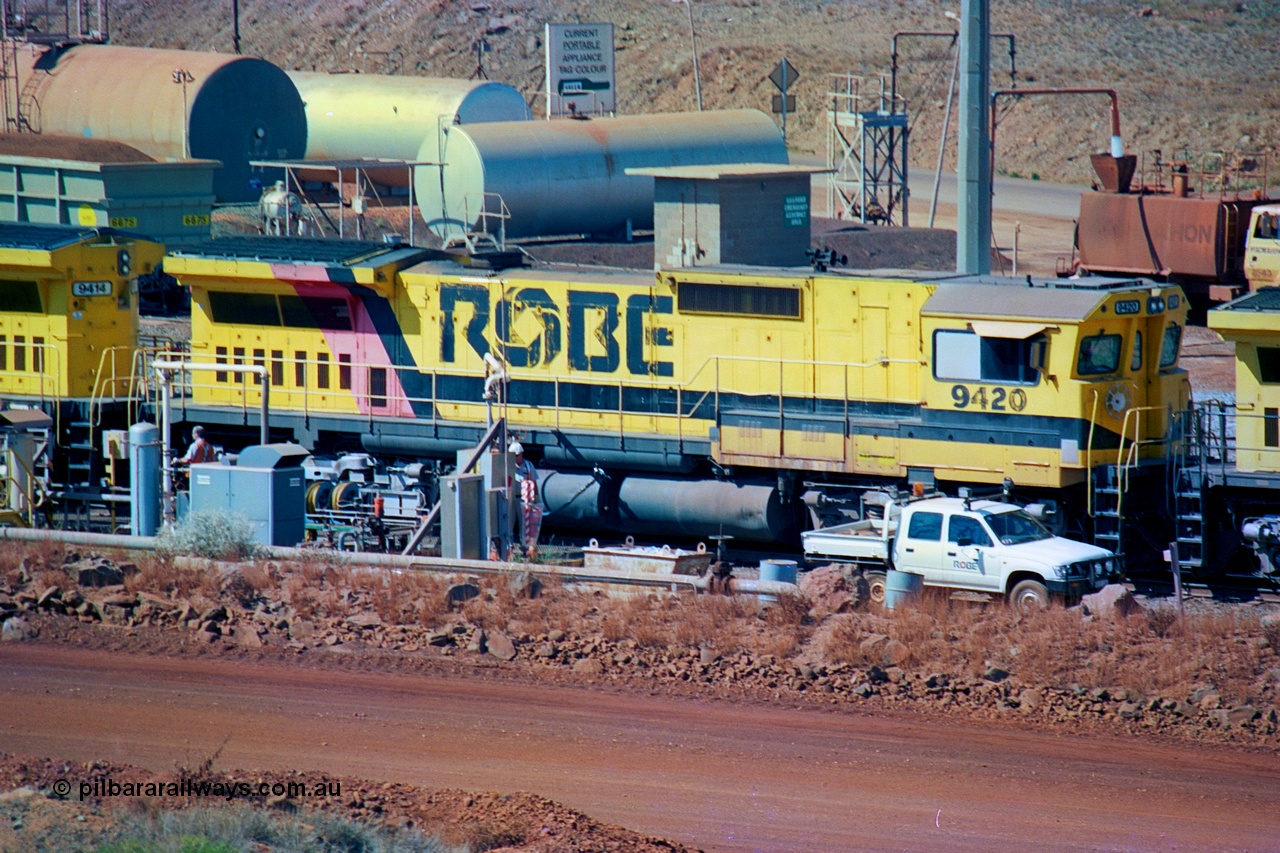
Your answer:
[802,494,1120,611]
[1245,205,1280,291]
[892,497,1119,608]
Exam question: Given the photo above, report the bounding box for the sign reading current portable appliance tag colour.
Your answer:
[545,22,616,117]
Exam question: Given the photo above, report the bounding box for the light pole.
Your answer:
[674,0,703,111]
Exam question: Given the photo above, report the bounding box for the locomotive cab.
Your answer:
[917,276,1188,490]
[0,223,163,403]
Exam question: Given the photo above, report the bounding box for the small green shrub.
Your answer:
[156,511,261,562]
[96,804,460,852]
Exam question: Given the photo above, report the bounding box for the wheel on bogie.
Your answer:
[1008,579,1049,615]
[863,569,887,606]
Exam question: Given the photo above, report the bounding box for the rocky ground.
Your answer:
[3,544,1279,847]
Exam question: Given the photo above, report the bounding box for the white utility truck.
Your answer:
[801,491,1120,612]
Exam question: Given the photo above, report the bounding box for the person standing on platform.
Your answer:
[509,441,542,561]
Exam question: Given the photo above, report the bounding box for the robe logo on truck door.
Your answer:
[439,284,674,377]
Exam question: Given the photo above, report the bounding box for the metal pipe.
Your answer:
[152,359,270,524]
[990,87,1122,168]
[0,526,798,597]
[890,31,957,105]
[261,547,800,596]
[930,47,960,229]
[151,360,269,445]
[0,527,159,549]
[681,0,703,112]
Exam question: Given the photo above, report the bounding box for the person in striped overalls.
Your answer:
[509,441,542,561]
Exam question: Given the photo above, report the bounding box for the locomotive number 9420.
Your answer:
[950,385,1028,412]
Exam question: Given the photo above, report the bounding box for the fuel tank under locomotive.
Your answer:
[538,471,798,543]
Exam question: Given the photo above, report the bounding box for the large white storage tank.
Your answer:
[287,72,532,183]
[419,109,788,241]
[15,44,307,203]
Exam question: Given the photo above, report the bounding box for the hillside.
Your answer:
[109,0,1279,187]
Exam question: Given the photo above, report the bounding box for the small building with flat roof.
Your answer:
[626,163,830,269]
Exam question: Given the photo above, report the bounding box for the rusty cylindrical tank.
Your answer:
[287,72,531,187]
[419,109,788,241]
[15,44,306,202]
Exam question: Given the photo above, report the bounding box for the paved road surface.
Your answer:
[802,156,1085,276]
[3,645,1277,852]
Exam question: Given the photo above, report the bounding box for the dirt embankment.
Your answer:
[3,546,1279,848]
[4,550,1278,747]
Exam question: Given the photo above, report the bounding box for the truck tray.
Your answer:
[801,518,895,562]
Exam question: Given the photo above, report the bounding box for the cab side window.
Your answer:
[948,515,993,547]
[1256,213,1278,240]
[933,330,1039,385]
[907,511,943,541]
[1160,324,1182,369]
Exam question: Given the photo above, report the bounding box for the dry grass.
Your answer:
[811,594,1275,705]
[13,535,1270,710]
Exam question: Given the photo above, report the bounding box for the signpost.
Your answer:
[769,58,799,142]
[545,22,616,118]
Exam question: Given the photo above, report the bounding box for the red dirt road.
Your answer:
[2,645,1277,852]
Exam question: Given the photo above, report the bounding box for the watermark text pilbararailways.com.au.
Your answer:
[51,777,342,802]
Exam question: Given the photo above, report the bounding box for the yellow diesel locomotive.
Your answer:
[159,236,1190,547]
[1202,288,1280,577]
[0,223,165,494]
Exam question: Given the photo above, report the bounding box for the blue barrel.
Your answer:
[758,559,798,604]
[128,422,161,536]
[884,570,923,610]
[759,559,799,585]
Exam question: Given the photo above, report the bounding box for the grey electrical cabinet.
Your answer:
[189,443,310,547]
[440,472,485,560]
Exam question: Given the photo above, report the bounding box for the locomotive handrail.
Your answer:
[157,348,925,465]
[152,359,270,527]
[0,447,49,526]
[1112,402,1174,525]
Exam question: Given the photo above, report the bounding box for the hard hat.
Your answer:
[508,440,523,455]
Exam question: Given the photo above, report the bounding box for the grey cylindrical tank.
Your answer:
[129,423,161,537]
[288,72,531,185]
[615,477,794,543]
[420,109,788,240]
[17,44,306,202]
[538,470,614,528]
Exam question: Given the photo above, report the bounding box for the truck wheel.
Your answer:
[863,570,887,606]
[1009,579,1049,614]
